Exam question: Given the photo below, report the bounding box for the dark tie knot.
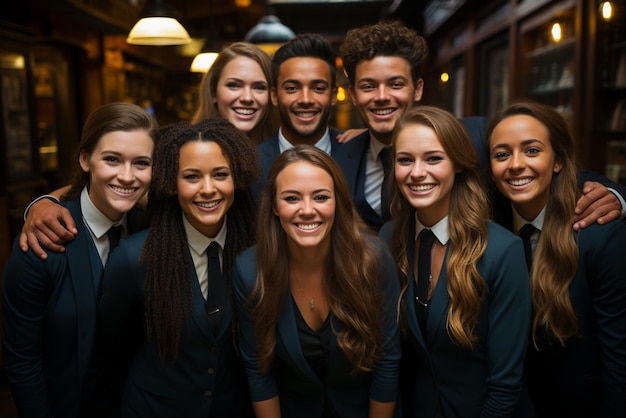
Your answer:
[519,224,536,271]
[207,241,221,261]
[419,228,436,248]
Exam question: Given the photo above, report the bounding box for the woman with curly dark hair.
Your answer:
[95,118,258,417]
[233,145,401,418]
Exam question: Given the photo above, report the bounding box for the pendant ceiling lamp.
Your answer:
[127,0,191,46]
[244,3,295,56]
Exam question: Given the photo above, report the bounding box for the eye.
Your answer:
[313,194,330,201]
[214,171,230,180]
[426,155,443,163]
[283,85,298,93]
[397,156,413,165]
[283,195,299,203]
[225,81,240,89]
[183,174,199,180]
[492,151,510,160]
[526,147,540,155]
[312,85,328,93]
[103,156,120,163]
[253,83,268,92]
[391,81,405,89]
[135,160,151,167]
[359,83,374,92]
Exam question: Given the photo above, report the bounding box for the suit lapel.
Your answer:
[276,291,319,380]
[406,238,427,349]
[189,261,218,343]
[426,247,450,346]
[63,199,98,384]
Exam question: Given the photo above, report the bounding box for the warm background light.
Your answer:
[551,22,562,42]
[600,2,613,21]
[440,72,450,83]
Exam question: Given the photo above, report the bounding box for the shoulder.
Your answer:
[378,221,394,246]
[482,221,524,260]
[234,246,258,275]
[332,129,369,158]
[257,133,279,154]
[108,229,149,266]
[577,219,626,252]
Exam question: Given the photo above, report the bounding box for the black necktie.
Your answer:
[107,225,123,252]
[519,224,536,271]
[416,229,436,335]
[206,241,224,335]
[379,146,393,220]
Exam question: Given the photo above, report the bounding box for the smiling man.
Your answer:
[252,34,345,199]
[335,20,428,230]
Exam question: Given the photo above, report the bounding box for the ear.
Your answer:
[348,85,357,107]
[413,78,424,102]
[331,85,338,107]
[270,87,278,107]
[553,158,563,174]
[79,151,90,173]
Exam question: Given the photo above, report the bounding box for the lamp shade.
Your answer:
[190,52,219,72]
[244,15,295,44]
[127,0,191,46]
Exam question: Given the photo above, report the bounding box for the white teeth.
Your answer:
[295,111,316,118]
[110,186,136,194]
[197,201,220,209]
[372,109,394,116]
[234,108,254,115]
[297,223,320,231]
[409,184,434,192]
[509,178,533,186]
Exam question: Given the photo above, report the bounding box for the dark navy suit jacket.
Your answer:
[500,220,626,418]
[2,198,105,418]
[95,229,253,418]
[379,221,531,418]
[251,127,346,201]
[232,243,401,418]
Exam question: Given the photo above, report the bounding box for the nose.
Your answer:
[409,161,427,179]
[200,176,216,194]
[117,163,135,183]
[375,85,390,102]
[240,86,253,103]
[509,151,525,171]
[298,198,315,216]
[298,87,312,105]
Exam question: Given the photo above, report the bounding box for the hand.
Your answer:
[573,181,621,231]
[19,199,78,259]
[336,128,366,143]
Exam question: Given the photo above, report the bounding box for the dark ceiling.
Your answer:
[23,0,424,49]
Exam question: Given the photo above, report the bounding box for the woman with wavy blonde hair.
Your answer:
[379,105,531,418]
[487,99,626,417]
[233,145,401,418]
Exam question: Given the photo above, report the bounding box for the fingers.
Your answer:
[573,182,621,230]
[20,200,77,258]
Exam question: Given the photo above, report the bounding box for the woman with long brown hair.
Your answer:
[487,99,626,417]
[379,105,531,417]
[233,145,401,418]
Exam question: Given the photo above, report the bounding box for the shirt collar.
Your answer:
[80,186,126,239]
[182,213,228,257]
[368,133,389,160]
[414,213,450,244]
[512,205,546,234]
[277,126,332,154]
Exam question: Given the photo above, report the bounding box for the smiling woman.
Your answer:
[2,102,157,418]
[233,145,401,418]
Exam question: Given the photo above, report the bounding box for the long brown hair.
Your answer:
[63,102,157,201]
[191,42,279,144]
[390,106,489,348]
[486,100,579,346]
[141,118,259,364]
[252,145,385,372]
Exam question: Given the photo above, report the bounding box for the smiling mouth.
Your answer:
[196,200,221,209]
[110,185,138,194]
[371,108,395,116]
[409,184,434,192]
[296,222,321,231]
[234,108,255,115]
[508,178,533,186]
[294,110,318,118]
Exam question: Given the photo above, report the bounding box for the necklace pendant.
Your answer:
[309,301,315,311]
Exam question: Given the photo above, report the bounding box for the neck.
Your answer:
[287,241,330,271]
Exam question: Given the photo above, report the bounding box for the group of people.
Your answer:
[3,18,626,418]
